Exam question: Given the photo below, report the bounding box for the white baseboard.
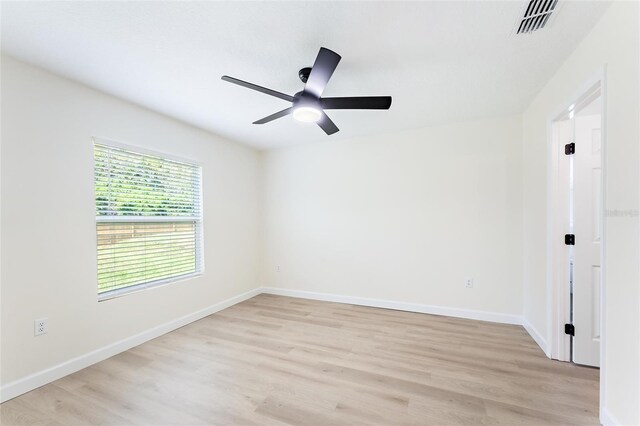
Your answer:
[0,287,262,403]
[261,287,523,325]
[600,407,620,426]
[522,319,550,357]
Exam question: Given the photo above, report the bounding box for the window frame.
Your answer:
[93,137,204,302]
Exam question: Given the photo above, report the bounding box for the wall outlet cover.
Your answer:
[34,318,48,336]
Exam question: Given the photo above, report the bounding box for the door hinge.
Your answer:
[565,323,575,336]
[564,234,575,245]
[565,142,575,155]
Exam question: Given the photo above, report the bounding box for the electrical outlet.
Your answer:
[465,278,474,288]
[276,265,280,272]
[34,318,48,336]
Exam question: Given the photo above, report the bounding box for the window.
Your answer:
[94,141,203,299]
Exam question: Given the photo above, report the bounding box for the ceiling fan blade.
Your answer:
[304,47,341,98]
[222,75,295,102]
[317,111,339,135]
[320,96,392,110]
[253,107,294,124]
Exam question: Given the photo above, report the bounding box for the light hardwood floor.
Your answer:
[1,294,599,425]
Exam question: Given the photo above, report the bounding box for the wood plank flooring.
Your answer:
[1,294,599,425]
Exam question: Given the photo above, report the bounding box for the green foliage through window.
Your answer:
[95,145,200,217]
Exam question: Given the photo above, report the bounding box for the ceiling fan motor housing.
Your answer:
[293,90,319,108]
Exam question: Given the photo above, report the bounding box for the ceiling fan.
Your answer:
[221,47,392,135]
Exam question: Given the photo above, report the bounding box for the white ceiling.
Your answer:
[1,1,610,150]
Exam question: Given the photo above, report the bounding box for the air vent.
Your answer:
[516,0,559,34]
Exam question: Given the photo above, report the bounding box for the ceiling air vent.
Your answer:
[516,0,559,34]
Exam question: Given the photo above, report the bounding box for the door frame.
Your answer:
[548,113,572,362]
[546,68,607,366]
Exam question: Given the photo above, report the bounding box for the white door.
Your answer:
[572,102,602,367]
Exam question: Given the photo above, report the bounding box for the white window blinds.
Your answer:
[94,142,203,299]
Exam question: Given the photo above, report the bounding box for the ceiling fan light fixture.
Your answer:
[293,106,322,123]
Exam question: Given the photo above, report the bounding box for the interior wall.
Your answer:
[521,2,639,424]
[261,115,523,318]
[0,56,261,386]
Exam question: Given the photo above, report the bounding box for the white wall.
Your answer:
[521,2,639,424]
[261,116,523,319]
[0,56,261,387]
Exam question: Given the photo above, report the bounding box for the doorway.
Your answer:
[549,81,604,367]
